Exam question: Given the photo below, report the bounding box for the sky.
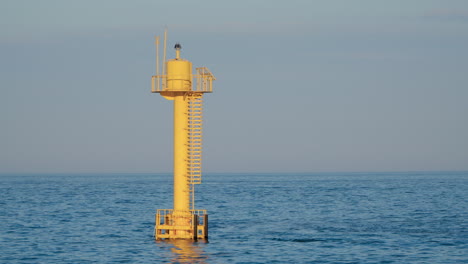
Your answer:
[1,0,468,173]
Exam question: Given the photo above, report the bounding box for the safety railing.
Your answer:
[151,67,215,93]
[155,209,208,240]
[195,67,215,92]
[151,75,166,92]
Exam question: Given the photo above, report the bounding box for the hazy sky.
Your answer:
[2,0,468,173]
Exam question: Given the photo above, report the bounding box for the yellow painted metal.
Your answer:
[155,209,208,240]
[152,33,214,240]
[166,59,192,91]
[173,95,189,212]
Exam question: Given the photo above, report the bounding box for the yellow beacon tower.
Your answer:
[151,31,215,240]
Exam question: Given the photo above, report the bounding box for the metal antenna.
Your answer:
[162,28,167,75]
[154,36,160,91]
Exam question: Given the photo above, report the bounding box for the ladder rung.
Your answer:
[187,94,203,196]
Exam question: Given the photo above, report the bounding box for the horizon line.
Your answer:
[1,170,467,176]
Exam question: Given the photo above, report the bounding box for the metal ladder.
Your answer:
[186,93,203,210]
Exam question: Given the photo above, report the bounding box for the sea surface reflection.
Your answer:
[156,240,209,264]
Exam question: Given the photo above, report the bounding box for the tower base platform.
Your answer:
[155,209,208,240]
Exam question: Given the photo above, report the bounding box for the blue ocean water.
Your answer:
[1,172,467,263]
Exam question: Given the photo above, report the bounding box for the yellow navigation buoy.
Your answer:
[151,30,215,240]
